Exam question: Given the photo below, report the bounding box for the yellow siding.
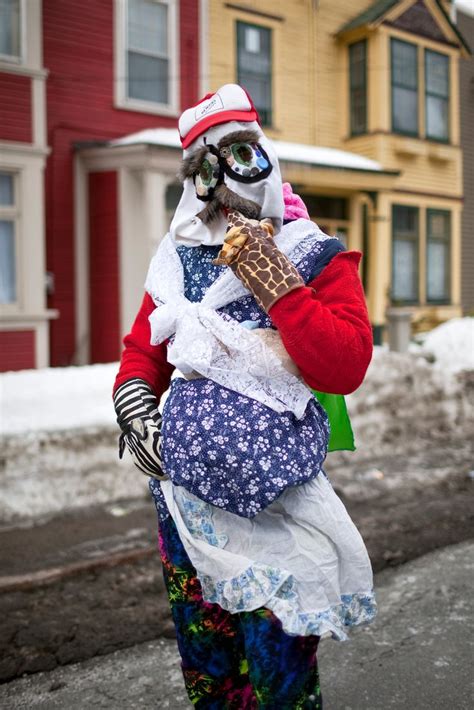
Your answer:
[207,0,465,330]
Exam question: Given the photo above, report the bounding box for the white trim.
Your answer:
[118,168,174,338]
[32,76,47,148]
[0,149,50,367]
[0,171,21,310]
[0,142,50,157]
[199,0,209,96]
[0,62,48,78]
[0,310,57,322]
[34,320,49,368]
[114,0,180,116]
[73,155,90,365]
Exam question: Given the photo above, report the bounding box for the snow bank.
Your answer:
[0,363,150,521]
[0,363,118,435]
[1,319,472,522]
[417,317,474,374]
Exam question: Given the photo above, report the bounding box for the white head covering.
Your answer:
[170,85,284,246]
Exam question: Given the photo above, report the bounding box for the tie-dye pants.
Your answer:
[159,515,323,709]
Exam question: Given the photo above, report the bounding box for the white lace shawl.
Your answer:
[144,219,330,419]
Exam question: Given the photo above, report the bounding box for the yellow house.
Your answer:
[205,0,471,341]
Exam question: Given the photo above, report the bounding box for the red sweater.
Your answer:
[114,250,372,398]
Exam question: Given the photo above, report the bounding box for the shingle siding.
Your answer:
[457,10,474,313]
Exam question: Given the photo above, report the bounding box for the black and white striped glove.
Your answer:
[113,378,167,480]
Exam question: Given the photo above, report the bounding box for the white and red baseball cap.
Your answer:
[179,84,260,149]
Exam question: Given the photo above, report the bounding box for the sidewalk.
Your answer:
[1,541,473,709]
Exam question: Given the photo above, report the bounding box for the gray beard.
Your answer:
[196,183,261,225]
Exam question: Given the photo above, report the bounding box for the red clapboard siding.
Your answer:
[0,73,32,143]
[43,0,199,366]
[0,331,35,371]
[88,171,120,363]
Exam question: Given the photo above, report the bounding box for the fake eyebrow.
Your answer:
[179,146,210,181]
[217,129,261,150]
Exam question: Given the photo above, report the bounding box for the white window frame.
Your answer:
[0,0,26,65]
[0,170,21,311]
[114,0,179,117]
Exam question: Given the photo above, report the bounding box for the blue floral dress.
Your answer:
[150,230,376,641]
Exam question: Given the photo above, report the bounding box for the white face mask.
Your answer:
[170,121,285,246]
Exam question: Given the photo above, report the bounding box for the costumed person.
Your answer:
[113,84,376,709]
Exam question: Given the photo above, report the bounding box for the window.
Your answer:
[237,22,272,126]
[0,172,18,304]
[127,0,170,104]
[425,50,449,142]
[349,40,367,135]
[427,209,450,302]
[390,38,451,141]
[116,0,177,113]
[392,205,419,303]
[0,0,21,62]
[391,39,418,136]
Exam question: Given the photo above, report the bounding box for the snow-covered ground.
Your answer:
[1,318,473,522]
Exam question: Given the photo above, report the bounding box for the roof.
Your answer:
[337,0,397,34]
[110,127,395,174]
[455,0,474,17]
[337,0,471,54]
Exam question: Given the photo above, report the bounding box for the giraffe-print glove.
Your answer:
[113,378,168,481]
[214,210,304,313]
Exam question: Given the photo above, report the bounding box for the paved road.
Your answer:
[0,468,472,684]
[2,541,473,710]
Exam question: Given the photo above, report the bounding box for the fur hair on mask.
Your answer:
[197,183,261,224]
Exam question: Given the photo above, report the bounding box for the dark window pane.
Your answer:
[427,210,450,302]
[391,39,418,135]
[349,41,365,87]
[0,219,16,303]
[349,40,367,135]
[392,240,417,301]
[303,195,348,220]
[0,0,20,57]
[427,241,449,300]
[0,172,14,206]
[425,51,449,97]
[426,95,448,140]
[237,22,272,125]
[425,51,449,141]
[128,0,167,55]
[128,51,168,103]
[392,205,419,303]
[392,86,418,134]
[392,39,418,89]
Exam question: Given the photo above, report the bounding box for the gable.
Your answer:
[337,0,471,55]
[386,0,455,46]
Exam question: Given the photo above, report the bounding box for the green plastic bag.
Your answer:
[312,390,355,452]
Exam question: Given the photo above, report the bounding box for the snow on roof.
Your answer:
[111,127,182,150]
[111,127,385,173]
[455,0,474,18]
[272,140,383,172]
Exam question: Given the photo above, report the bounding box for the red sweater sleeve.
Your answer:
[113,292,174,399]
[269,251,372,395]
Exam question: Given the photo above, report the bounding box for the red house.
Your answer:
[0,0,202,370]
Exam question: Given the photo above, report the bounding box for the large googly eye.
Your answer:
[231,143,253,166]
